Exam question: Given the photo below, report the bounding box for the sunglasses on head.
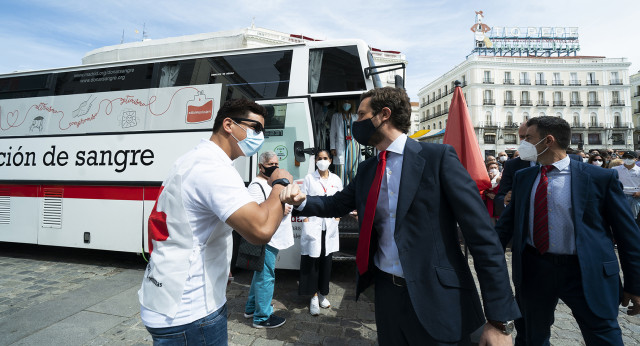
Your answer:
[231,117,264,134]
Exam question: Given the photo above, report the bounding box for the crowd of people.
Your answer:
[137,89,640,346]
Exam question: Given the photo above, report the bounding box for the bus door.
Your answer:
[255,98,315,269]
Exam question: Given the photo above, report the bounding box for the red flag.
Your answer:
[443,83,491,191]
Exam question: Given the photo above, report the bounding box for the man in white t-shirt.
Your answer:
[613,151,640,219]
[243,151,294,329]
[138,99,299,345]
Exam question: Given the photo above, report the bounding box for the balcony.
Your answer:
[610,79,623,85]
[635,92,640,97]
[503,79,514,85]
[553,101,566,107]
[420,102,428,108]
[569,80,581,86]
[535,80,547,85]
[537,101,549,107]
[589,123,604,128]
[483,78,494,84]
[635,109,640,114]
[570,101,583,107]
[613,122,630,128]
[586,80,599,86]
[588,101,601,107]
[520,100,533,106]
[589,138,603,145]
[572,122,586,128]
[504,100,517,106]
[520,79,531,85]
[552,80,564,86]
[611,100,625,107]
[482,122,499,128]
[483,98,496,105]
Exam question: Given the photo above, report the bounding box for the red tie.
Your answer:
[356,151,387,275]
[533,165,553,254]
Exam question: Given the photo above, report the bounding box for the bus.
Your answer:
[0,39,402,269]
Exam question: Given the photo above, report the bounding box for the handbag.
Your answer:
[235,181,267,271]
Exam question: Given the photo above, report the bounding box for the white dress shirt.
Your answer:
[527,156,575,255]
[374,134,407,277]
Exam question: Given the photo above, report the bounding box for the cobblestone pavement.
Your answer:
[0,243,638,345]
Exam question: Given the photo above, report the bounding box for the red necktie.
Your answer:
[533,165,553,254]
[356,151,387,275]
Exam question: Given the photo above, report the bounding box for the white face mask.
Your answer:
[517,137,548,162]
[316,159,331,172]
[489,168,499,175]
[582,158,589,163]
[624,159,636,166]
[499,155,508,162]
[592,160,603,166]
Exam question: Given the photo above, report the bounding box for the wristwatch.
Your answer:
[487,320,515,335]
[271,178,290,187]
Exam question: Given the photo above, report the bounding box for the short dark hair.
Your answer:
[360,87,411,133]
[212,99,267,133]
[526,116,571,149]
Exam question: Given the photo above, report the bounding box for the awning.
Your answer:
[409,129,430,139]
[425,129,446,137]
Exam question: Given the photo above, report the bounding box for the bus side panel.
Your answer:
[37,197,143,253]
[0,195,39,244]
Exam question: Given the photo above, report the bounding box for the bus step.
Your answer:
[333,252,355,261]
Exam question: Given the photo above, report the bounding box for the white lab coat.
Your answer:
[300,170,343,257]
[330,112,358,165]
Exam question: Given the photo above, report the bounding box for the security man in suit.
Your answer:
[281,87,520,345]
[495,122,532,217]
[495,116,640,345]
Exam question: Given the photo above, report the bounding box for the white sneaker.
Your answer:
[309,295,320,316]
[318,294,331,308]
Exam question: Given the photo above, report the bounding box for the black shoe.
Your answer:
[252,314,286,329]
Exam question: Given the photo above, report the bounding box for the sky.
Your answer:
[1,0,639,100]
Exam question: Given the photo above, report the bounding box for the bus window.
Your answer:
[367,51,383,89]
[54,64,154,95]
[0,74,53,100]
[308,45,366,93]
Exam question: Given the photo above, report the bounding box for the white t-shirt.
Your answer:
[139,139,254,328]
[248,177,294,250]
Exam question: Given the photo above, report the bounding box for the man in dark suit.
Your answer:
[281,87,519,345]
[495,116,640,345]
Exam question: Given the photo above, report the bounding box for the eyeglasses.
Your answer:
[231,117,264,134]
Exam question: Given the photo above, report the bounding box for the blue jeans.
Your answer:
[145,304,228,346]
[245,245,279,324]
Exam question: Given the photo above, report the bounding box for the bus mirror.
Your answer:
[395,75,405,89]
[294,141,315,162]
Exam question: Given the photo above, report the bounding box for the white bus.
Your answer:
[0,39,403,269]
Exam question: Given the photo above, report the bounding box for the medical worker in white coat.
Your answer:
[299,149,343,315]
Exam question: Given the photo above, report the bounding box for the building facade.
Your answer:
[632,72,640,149]
[417,55,633,157]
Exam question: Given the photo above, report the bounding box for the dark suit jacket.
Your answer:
[494,157,531,216]
[495,160,640,319]
[297,138,520,342]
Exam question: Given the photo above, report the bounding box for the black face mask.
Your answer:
[261,164,278,177]
[352,117,382,146]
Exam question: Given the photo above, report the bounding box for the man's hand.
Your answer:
[284,205,292,216]
[633,192,640,198]
[622,291,640,315]
[280,183,306,206]
[331,149,337,157]
[504,190,512,206]
[479,323,512,346]
[486,192,496,200]
[267,168,293,186]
